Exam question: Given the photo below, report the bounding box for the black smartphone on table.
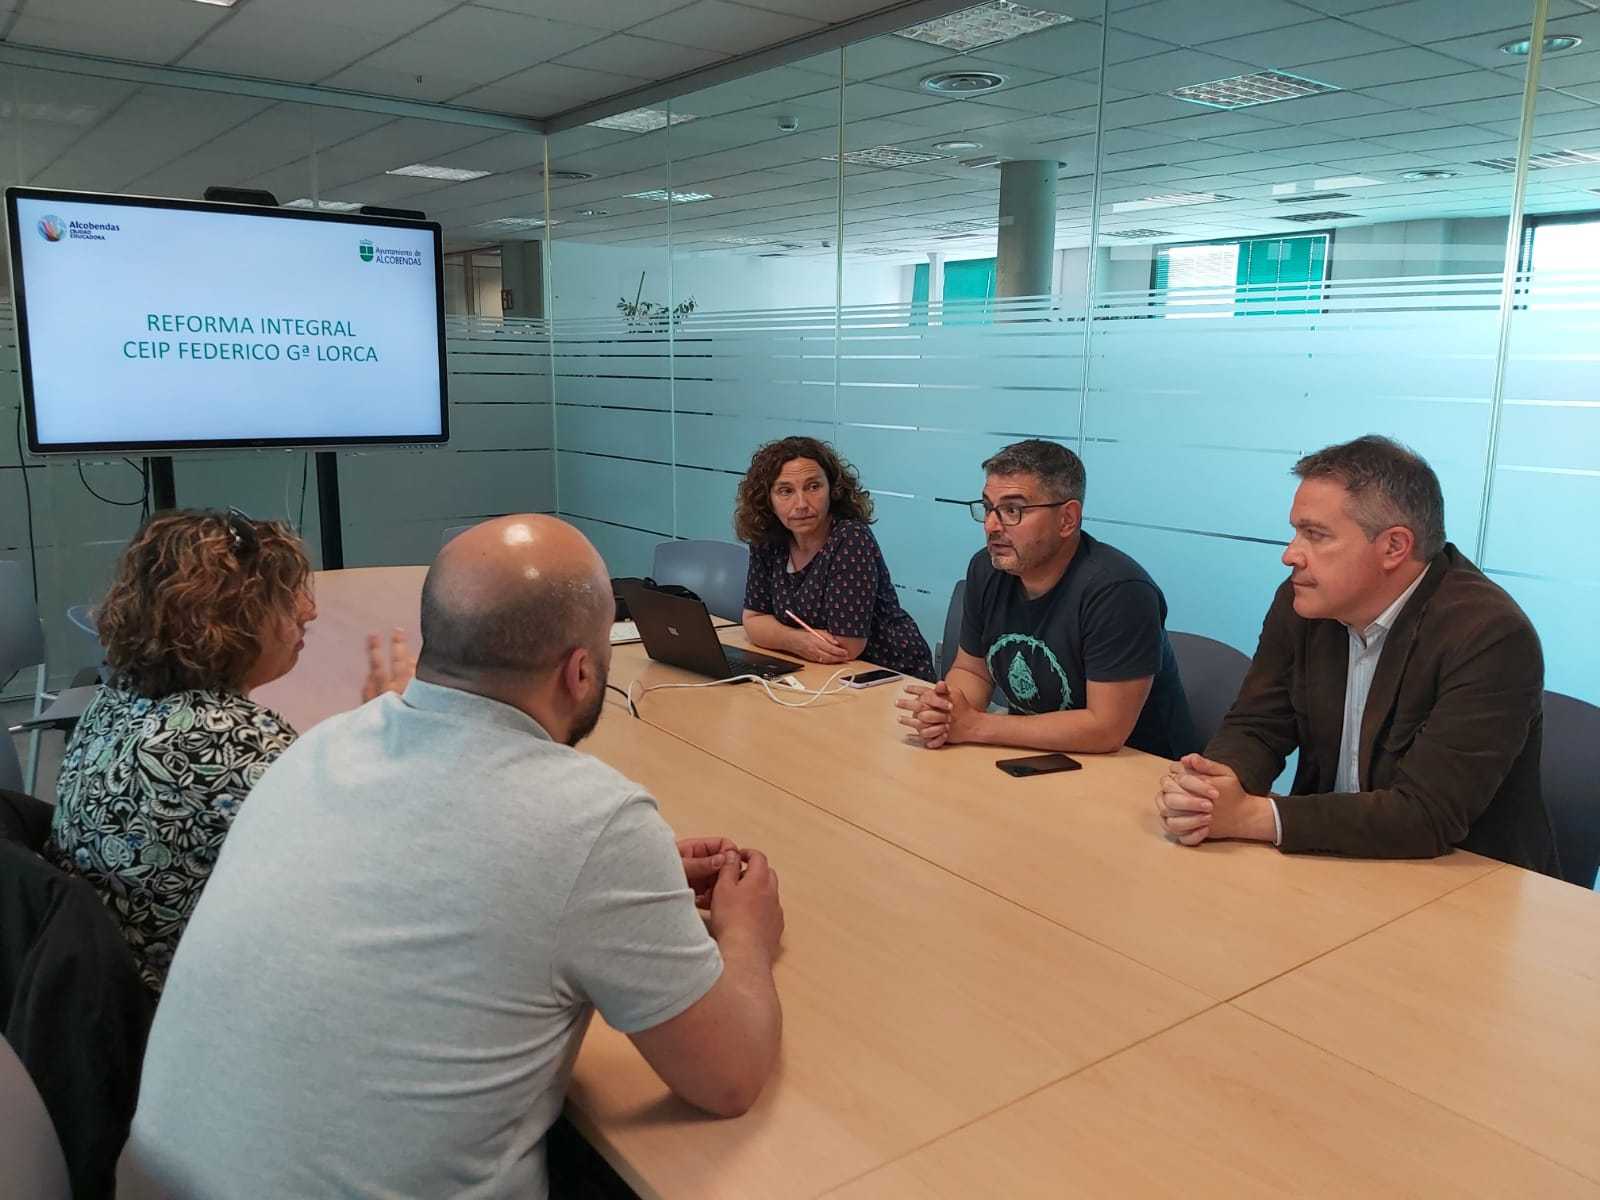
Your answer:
[995,753,1082,777]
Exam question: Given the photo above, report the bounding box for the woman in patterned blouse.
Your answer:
[735,437,933,681]
[45,510,319,993]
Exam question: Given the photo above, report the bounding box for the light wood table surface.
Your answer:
[822,1004,1600,1200]
[261,567,1600,1197]
[609,640,1497,999]
[1235,865,1600,1185]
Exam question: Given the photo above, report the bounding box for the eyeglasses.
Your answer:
[966,499,1069,527]
[222,507,259,559]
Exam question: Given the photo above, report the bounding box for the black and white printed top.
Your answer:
[45,685,297,992]
[744,518,934,681]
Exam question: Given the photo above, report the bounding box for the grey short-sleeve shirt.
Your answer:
[127,679,722,1199]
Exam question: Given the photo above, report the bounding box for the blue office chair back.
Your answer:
[1542,689,1600,889]
[0,562,47,684]
[62,606,105,679]
[1168,631,1251,751]
[651,540,749,623]
[937,580,966,679]
[441,522,479,547]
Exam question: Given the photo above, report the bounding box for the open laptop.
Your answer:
[618,583,798,681]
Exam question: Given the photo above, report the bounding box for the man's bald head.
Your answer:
[418,515,612,682]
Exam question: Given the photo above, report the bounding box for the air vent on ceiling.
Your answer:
[1275,211,1358,222]
[542,169,593,182]
[1103,228,1173,238]
[1168,69,1338,110]
[928,220,993,234]
[921,71,1007,96]
[850,247,904,256]
[1273,191,1350,203]
[1472,148,1600,171]
[960,154,1008,169]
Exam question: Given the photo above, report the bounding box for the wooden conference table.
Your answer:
[258,567,1600,1199]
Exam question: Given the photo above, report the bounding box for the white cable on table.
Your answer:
[625,668,852,718]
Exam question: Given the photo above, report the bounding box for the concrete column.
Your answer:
[995,160,1057,300]
[498,241,545,319]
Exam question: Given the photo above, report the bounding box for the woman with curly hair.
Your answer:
[735,436,933,680]
[44,510,334,993]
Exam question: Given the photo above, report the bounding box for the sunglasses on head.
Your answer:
[222,507,260,559]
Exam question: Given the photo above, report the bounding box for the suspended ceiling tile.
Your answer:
[1112,0,1318,47]
[555,33,727,78]
[1302,46,1490,90]
[631,1,825,56]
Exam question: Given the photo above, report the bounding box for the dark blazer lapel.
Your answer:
[1306,620,1349,793]
[1356,552,1451,787]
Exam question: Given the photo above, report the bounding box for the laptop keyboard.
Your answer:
[724,646,790,677]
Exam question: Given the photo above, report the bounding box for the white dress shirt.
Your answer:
[1268,566,1429,846]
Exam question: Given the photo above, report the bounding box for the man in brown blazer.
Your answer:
[1155,435,1559,875]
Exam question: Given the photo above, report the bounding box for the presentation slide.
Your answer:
[9,191,446,451]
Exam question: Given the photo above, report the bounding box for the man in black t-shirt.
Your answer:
[897,439,1196,759]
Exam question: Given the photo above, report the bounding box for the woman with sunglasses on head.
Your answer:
[735,436,934,681]
[44,510,408,994]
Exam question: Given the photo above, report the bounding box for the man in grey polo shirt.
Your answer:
[125,515,785,1198]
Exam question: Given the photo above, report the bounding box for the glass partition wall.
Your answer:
[547,0,1594,710]
[5,0,1591,707]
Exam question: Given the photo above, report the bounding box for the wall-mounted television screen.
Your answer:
[5,186,448,454]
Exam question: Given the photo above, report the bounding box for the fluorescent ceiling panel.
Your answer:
[1169,70,1338,110]
[585,108,696,133]
[895,1,1072,53]
[387,163,493,181]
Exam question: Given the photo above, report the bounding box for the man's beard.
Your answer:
[566,661,608,747]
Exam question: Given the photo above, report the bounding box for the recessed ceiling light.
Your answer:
[285,198,364,212]
[477,216,560,229]
[1275,211,1358,223]
[586,108,695,133]
[896,1,1072,52]
[1316,175,1382,189]
[1169,69,1337,109]
[189,0,239,6]
[932,140,983,153]
[1401,169,1458,182]
[575,208,609,217]
[921,71,1007,96]
[540,168,593,182]
[928,219,993,234]
[960,154,1008,168]
[716,235,781,246]
[1472,148,1600,171]
[849,247,905,256]
[387,163,492,181]
[626,188,714,204]
[1111,192,1230,213]
[1501,34,1582,56]
[824,146,952,167]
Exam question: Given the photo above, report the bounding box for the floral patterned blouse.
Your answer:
[45,686,297,993]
